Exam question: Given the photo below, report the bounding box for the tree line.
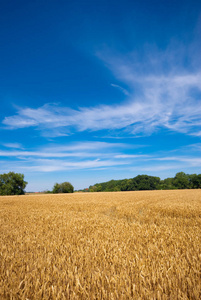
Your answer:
[1,171,201,195]
[81,172,201,192]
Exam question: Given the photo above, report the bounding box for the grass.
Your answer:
[0,190,200,299]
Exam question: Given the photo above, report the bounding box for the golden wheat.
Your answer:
[0,190,200,299]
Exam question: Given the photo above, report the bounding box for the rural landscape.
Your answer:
[0,189,201,299]
[1,0,201,299]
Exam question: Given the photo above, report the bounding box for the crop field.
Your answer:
[0,190,200,299]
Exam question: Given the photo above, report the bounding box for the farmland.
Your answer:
[0,190,200,299]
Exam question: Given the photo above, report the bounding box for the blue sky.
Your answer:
[1,0,201,191]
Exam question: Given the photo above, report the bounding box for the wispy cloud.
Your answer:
[111,83,130,96]
[115,154,149,159]
[0,141,132,173]
[2,44,201,138]
[0,142,126,158]
[1,141,201,175]
[137,164,183,172]
[3,143,23,149]
[21,159,130,172]
[155,156,201,166]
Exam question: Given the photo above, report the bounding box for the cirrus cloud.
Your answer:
[2,45,201,138]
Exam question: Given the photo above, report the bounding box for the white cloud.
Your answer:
[0,142,126,158]
[137,164,183,172]
[0,141,133,174]
[191,131,201,137]
[111,83,130,96]
[2,71,201,137]
[183,143,201,151]
[115,154,149,159]
[1,157,130,173]
[1,139,201,181]
[155,156,201,166]
[3,143,23,149]
[45,141,125,152]
[2,45,201,137]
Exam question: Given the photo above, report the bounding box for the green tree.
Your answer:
[89,185,97,192]
[133,175,160,190]
[173,172,190,189]
[159,177,176,190]
[104,180,117,191]
[52,182,74,193]
[0,172,27,195]
[189,174,201,189]
[96,184,102,192]
[120,179,137,191]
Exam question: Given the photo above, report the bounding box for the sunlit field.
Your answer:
[0,190,200,299]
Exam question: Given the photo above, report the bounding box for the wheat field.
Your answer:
[0,190,200,299]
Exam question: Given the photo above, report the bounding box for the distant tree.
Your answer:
[89,185,97,192]
[173,172,190,189]
[96,185,102,192]
[53,183,60,193]
[0,172,27,195]
[159,177,176,190]
[189,174,201,189]
[52,182,74,193]
[108,180,116,191]
[83,172,201,192]
[120,180,128,191]
[133,175,160,190]
[120,179,137,191]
